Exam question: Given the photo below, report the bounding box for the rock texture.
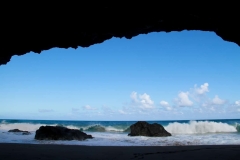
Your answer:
[1,3,239,66]
[128,121,171,137]
[35,126,93,140]
[8,129,31,135]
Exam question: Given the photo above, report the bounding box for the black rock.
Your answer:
[128,121,171,137]
[35,126,93,140]
[8,129,31,135]
[22,132,31,135]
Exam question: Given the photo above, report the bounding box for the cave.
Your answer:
[0,4,240,160]
[1,4,239,66]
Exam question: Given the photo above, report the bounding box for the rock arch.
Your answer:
[1,3,239,65]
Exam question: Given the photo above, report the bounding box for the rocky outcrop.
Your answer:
[8,129,31,135]
[1,3,240,66]
[128,121,171,137]
[35,126,93,140]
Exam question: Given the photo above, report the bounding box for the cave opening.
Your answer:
[1,30,239,120]
[0,30,240,147]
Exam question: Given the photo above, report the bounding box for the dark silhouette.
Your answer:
[128,121,171,137]
[8,129,31,135]
[1,3,239,65]
[35,126,93,140]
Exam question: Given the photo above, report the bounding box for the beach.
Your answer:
[0,143,239,160]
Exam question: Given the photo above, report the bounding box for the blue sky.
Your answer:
[0,31,240,120]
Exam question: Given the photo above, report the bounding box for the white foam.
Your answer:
[1,121,240,146]
[34,132,240,146]
[79,124,103,131]
[79,124,127,132]
[1,129,240,146]
[62,125,81,130]
[105,126,125,132]
[0,120,6,124]
[0,131,37,144]
[0,122,83,132]
[165,121,237,134]
[0,123,43,131]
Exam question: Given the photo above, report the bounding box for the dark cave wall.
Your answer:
[1,4,239,66]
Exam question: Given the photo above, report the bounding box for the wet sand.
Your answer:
[0,143,239,160]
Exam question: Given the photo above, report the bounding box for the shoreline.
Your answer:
[1,143,239,160]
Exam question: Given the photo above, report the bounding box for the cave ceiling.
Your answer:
[1,4,239,66]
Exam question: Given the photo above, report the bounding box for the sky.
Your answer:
[0,31,240,120]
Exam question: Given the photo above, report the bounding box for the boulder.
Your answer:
[8,129,31,135]
[35,126,93,140]
[128,121,171,137]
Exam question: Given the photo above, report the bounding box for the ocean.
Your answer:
[0,119,240,146]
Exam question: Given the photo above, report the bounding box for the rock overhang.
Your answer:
[1,3,239,66]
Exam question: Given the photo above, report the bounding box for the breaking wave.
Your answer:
[0,123,43,131]
[165,121,238,134]
[0,120,239,134]
[80,124,129,132]
[0,122,129,133]
[235,123,240,132]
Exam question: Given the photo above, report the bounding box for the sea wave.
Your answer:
[1,120,239,134]
[79,124,129,132]
[0,122,129,133]
[0,123,44,131]
[235,123,240,132]
[165,121,237,134]
[0,120,6,124]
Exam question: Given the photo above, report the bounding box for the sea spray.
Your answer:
[236,124,240,133]
[81,124,128,132]
[0,122,128,133]
[1,119,239,134]
[0,123,44,132]
[84,125,106,132]
[1,119,240,146]
[165,121,237,134]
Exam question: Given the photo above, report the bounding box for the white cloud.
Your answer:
[139,93,154,109]
[130,92,154,109]
[38,109,54,113]
[160,101,172,110]
[235,100,240,106]
[165,106,172,111]
[190,83,210,103]
[160,101,169,107]
[212,95,225,105]
[195,83,209,95]
[176,92,193,107]
[130,91,138,103]
[119,110,129,114]
[82,105,97,110]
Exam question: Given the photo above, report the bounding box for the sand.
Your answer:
[0,143,239,160]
